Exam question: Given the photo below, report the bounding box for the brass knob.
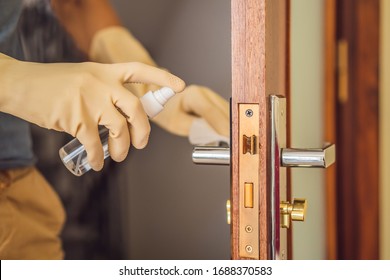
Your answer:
[280,198,307,228]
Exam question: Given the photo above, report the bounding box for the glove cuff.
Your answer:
[89,26,156,65]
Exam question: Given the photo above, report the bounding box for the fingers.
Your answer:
[76,123,104,171]
[112,62,186,93]
[200,106,229,137]
[160,110,196,137]
[72,62,186,171]
[99,106,131,162]
[77,87,150,170]
[182,86,230,137]
[202,87,230,119]
[111,86,151,149]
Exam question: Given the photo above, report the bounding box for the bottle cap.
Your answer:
[154,87,175,105]
[140,87,175,118]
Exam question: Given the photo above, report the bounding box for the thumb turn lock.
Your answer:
[280,199,307,229]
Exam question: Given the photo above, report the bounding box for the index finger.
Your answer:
[113,62,186,93]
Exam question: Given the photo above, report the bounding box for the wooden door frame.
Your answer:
[325,0,380,259]
[231,0,289,260]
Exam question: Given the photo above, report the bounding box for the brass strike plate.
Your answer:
[238,104,260,259]
[270,96,287,260]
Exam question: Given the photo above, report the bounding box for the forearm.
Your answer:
[50,0,121,54]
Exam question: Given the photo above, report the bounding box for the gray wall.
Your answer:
[109,0,231,259]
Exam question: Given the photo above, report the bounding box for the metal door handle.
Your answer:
[192,146,230,165]
[192,143,335,168]
[281,143,336,168]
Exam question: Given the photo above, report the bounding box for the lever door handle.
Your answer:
[281,143,336,168]
[192,143,336,168]
[192,146,230,165]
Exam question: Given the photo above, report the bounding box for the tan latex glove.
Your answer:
[153,85,229,137]
[89,26,229,137]
[0,53,185,170]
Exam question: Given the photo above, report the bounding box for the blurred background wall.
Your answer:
[290,0,326,259]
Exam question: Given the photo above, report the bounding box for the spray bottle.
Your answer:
[59,87,175,176]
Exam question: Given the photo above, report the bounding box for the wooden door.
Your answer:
[231,0,290,260]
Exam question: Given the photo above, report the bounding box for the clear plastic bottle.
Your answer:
[59,87,175,176]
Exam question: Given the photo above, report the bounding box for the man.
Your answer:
[0,0,229,259]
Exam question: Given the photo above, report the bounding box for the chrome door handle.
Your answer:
[192,146,230,165]
[281,143,336,168]
[192,143,335,168]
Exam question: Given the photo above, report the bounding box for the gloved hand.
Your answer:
[0,53,185,170]
[153,85,229,137]
[89,26,229,137]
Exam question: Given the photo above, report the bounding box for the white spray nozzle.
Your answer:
[140,87,175,118]
[153,87,176,105]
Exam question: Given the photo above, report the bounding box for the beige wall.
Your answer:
[291,0,326,259]
[380,0,390,260]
